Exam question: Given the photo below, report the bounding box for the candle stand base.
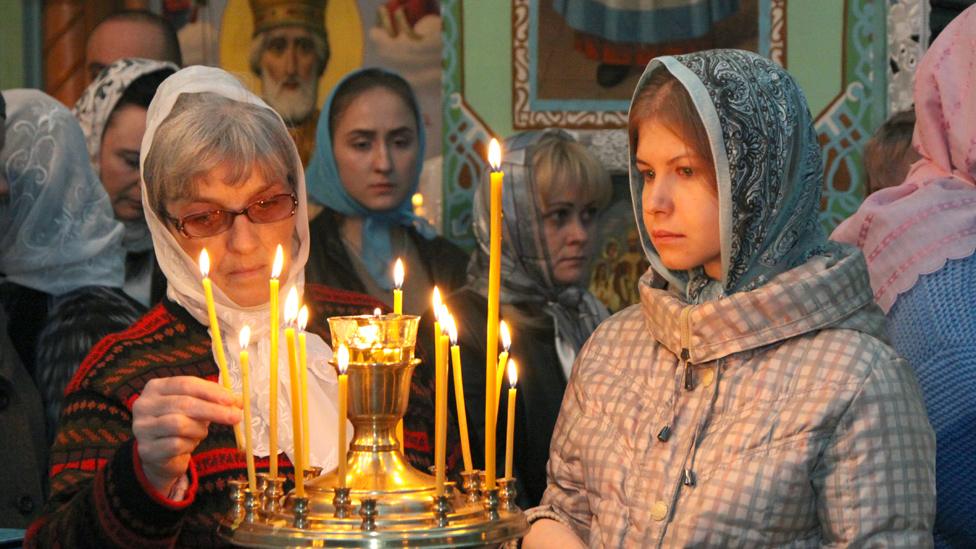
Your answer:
[219,314,528,547]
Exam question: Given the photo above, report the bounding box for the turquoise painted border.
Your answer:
[758,0,771,57]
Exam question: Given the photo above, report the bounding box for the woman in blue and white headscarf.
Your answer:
[304,68,468,315]
[523,50,936,547]
[0,89,142,441]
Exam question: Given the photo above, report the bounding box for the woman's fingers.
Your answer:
[146,376,241,407]
[136,394,241,425]
[133,375,242,494]
[153,413,211,440]
[140,435,201,459]
[135,376,242,425]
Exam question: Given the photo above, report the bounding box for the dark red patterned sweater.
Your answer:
[26,284,457,548]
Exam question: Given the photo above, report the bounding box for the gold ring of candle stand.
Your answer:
[219,314,528,547]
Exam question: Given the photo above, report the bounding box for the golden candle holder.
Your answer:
[219,313,528,547]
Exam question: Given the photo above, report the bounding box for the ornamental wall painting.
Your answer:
[442,0,925,313]
[166,0,444,169]
[514,0,759,130]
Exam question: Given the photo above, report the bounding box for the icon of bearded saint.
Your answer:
[248,0,329,166]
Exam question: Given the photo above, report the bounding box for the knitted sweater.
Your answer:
[887,253,976,548]
[26,284,450,548]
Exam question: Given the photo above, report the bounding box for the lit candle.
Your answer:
[284,287,304,497]
[336,344,349,489]
[269,245,284,479]
[446,314,473,472]
[485,138,503,490]
[238,326,257,493]
[393,258,405,451]
[199,249,242,450]
[393,258,404,315]
[298,305,310,467]
[494,320,512,418]
[434,305,450,496]
[432,287,443,351]
[505,359,518,480]
[430,286,443,457]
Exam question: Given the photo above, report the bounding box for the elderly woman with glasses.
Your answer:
[28,67,443,547]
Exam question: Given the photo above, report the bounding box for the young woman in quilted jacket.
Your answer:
[523,49,937,548]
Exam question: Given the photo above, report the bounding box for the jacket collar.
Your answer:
[639,244,884,363]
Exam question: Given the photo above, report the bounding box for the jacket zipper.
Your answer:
[680,306,694,391]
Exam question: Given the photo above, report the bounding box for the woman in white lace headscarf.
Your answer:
[0,89,142,440]
[74,57,178,306]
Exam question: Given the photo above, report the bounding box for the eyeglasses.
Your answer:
[167,193,298,238]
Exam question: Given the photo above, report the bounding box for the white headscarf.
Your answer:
[139,66,345,469]
[0,89,125,295]
[74,58,178,254]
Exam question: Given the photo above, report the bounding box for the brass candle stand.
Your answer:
[219,314,528,547]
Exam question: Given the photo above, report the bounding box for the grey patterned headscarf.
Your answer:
[0,89,125,295]
[468,130,609,351]
[629,50,826,303]
[74,57,178,253]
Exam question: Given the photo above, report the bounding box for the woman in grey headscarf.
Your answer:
[74,57,178,306]
[0,89,142,442]
[428,130,612,507]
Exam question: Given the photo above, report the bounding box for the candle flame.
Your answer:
[285,286,299,323]
[446,314,458,345]
[239,325,251,348]
[393,258,404,289]
[488,138,502,171]
[438,305,450,331]
[271,245,284,279]
[199,249,210,277]
[373,307,382,317]
[500,320,512,351]
[508,358,518,387]
[298,305,309,331]
[432,286,442,314]
[337,344,349,375]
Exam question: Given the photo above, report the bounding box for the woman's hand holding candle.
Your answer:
[132,376,242,496]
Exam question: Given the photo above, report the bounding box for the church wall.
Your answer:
[0,2,26,90]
